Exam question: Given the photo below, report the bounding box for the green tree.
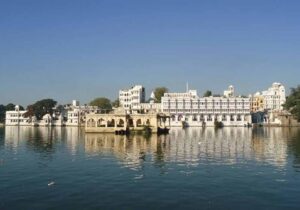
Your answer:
[0,105,5,123]
[5,103,16,111]
[154,87,168,103]
[283,85,300,121]
[24,99,57,120]
[112,99,120,108]
[89,97,112,110]
[203,90,212,97]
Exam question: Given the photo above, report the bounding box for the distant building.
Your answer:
[161,87,251,127]
[224,85,235,98]
[64,100,100,127]
[5,105,31,126]
[119,85,145,112]
[250,82,286,112]
[249,92,265,112]
[262,82,286,111]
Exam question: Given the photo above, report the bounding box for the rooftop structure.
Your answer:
[224,85,235,98]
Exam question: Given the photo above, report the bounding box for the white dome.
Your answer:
[43,114,52,119]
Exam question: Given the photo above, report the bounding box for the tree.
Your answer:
[89,97,112,110]
[203,90,212,97]
[0,105,5,123]
[5,103,16,111]
[24,99,57,120]
[283,85,300,121]
[154,87,168,103]
[112,99,120,108]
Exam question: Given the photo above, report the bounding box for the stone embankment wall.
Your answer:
[277,115,300,126]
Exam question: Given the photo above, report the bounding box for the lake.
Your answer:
[1,126,300,210]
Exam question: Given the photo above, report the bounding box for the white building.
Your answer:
[261,82,286,111]
[64,100,100,127]
[5,105,31,126]
[119,85,145,112]
[224,85,235,98]
[161,88,251,127]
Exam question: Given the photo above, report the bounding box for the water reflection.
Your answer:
[4,126,84,157]
[3,126,300,169]
[84,127,298,169]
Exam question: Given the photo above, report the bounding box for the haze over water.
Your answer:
[1,127,300,210]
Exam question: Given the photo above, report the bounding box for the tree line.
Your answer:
[283,85,300,122]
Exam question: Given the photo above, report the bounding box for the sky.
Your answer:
[0,0,300,106]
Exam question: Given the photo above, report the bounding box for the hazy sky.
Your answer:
[1,0,300,106]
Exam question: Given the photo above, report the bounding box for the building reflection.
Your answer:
[85,127,297,169]
[4,126,83,156]
[4,126,300,169]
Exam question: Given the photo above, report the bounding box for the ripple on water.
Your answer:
[1,127,300,210]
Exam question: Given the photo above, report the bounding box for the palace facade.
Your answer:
[161,88,251,127]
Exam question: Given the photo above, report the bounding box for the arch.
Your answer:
[178,115,183,121]
[107,119,115,127]
[87,118,96,127]
[136,119,142,127]
[222,114,226,121]
[200,114,204,121]
[230,115,234,121]
[171,115,176,121]
[146,119,150,126]
[117,119,125,127]
[207,114,212,121]
[97,118,105,127]
[128,118,134,127]
[192,115,197,121]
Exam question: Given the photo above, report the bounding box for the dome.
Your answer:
[42,114,52,120]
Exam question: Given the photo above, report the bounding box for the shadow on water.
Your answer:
[288,128,300,170]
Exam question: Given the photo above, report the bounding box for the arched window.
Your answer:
[107,119,115,127]
[117,119,124,127]
[87,118,96,127]
[136,119,142,127]
[171,115,176,121]
[192,115,197,121]
[178,115,183,121]
[97,118,105,127]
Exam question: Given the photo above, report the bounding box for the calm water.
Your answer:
[1,127,300,210]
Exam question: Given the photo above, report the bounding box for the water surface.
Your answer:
[1,127,300,210]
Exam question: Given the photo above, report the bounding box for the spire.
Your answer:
[186,82,189,92]
[150,91,155,100]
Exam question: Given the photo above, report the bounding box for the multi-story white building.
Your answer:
[119,85,145,112]
[64,100,100,126]
[261,82,286,111]
[5,105,31,126]
[161,88,251,127]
